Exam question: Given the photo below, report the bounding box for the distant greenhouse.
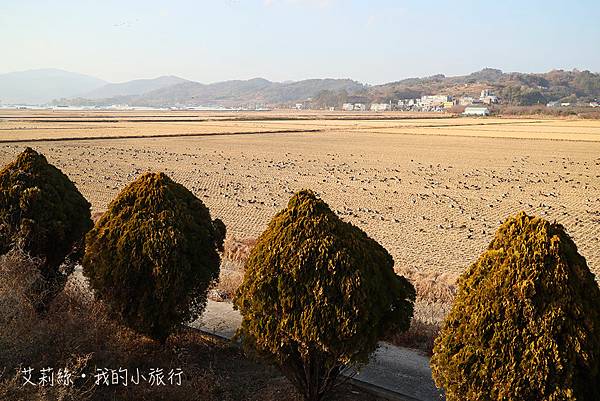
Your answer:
[462,106,490,116]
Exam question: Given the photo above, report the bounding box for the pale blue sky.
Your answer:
[1,0,599,84]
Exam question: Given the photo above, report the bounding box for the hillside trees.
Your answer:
[311,89,349,109]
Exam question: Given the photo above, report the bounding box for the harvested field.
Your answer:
[1,110,599,277]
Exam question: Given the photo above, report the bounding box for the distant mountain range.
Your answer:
[54,76,366,108]
[1,68,598,107]
[81,75,190,99]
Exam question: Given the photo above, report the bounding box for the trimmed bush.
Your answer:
[82,172,225,342]
[0,148,92,312]
[431,212,600,401]
[234,190,415,401]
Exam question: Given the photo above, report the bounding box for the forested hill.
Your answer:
[364,68,600,105]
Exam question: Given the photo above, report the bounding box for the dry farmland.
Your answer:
[1,110,599,277]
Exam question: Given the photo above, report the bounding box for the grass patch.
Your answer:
[0,249,383,401]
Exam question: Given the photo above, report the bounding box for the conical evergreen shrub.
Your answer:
[431,212,600,401]
[234,190,415,401]
[83,172,225,342]
[0,148,92,312]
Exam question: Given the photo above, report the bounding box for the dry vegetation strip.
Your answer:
[2,112,600,142]
[0,250,384,401]
[0,128,323,144]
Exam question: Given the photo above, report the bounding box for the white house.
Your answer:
[421,95,450,108]
[463,106,490,116]
[342,103,354,111]
[481,95,499,105]
[459,96,475,106]
[478,89,499,105]
[370,103,391,112]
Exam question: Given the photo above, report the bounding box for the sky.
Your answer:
[1,0,599,85]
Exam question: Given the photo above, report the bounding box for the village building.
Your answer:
[370,103,391,112]
[463,106,490,116]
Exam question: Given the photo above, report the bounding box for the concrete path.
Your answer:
[193,299,243,339]
[352,343,443,401]
[192,300,444,401]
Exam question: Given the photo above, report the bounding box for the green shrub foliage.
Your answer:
[0,148,92,312]
[431,212,600,401]
[83,172,225,342]
[234,190,415,401]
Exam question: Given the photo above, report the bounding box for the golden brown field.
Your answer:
[1,109,599,277]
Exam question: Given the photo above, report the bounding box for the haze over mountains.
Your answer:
[57,76,366,108]
[81,75,190,99]
[1,68,599,107]
[0,69,107,104]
